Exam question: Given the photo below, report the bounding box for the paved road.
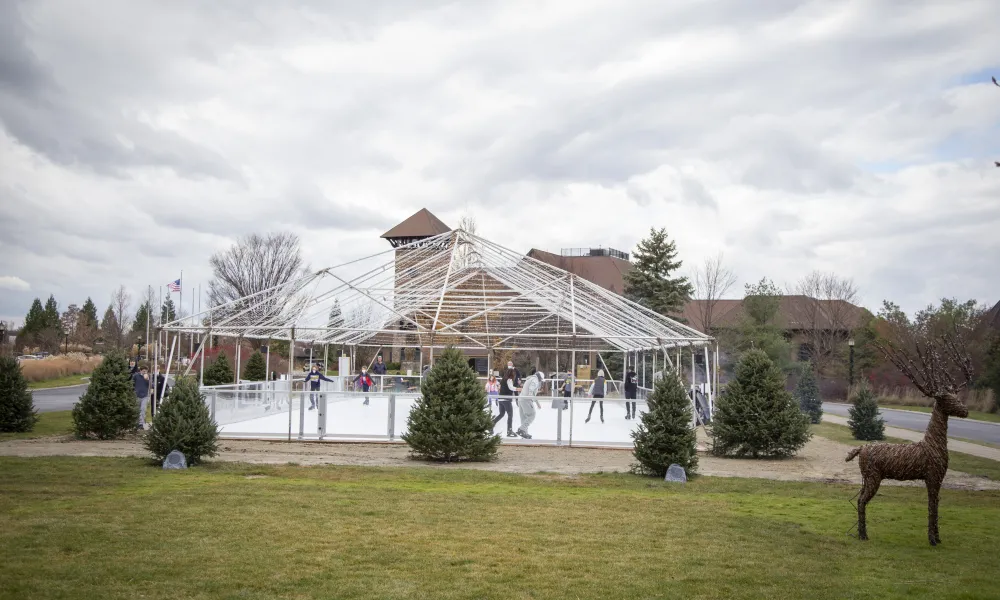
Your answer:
[823,402,1000,445]
[31,385,88,413]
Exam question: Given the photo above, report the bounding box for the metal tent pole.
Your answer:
[288,328,295,442]
[690,347,697,428]
[235,337,242,385]
[569,348,575,447]
[703,345,712,415]
[200,330,207,386]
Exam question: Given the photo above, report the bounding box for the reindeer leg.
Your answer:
[857,476,881,541]
[927,477,942,546]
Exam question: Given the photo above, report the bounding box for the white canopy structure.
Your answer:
[163,229,712,355]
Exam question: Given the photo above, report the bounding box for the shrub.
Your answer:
[144,376,219,465]
[72,350,139,439]
[795,363,823,424]
[631,371,697,477]
[0,355,38,432]
[710,349,811,458]
[402,347,499,462]
[203,352,234,386]
[243,351,266,382]
[848,382,885,441]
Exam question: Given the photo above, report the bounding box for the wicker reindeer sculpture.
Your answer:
[848,300,986,546]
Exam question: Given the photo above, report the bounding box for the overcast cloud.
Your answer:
[1,0,999,325]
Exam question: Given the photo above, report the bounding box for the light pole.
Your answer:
[848,338,855,387]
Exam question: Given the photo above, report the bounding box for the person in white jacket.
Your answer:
[516,370,544,439]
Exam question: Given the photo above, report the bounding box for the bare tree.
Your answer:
[60,304,80,338]
[692,252,737,333]
[455,214,480,269]
[871,299,987,400]
[208,232,306,345]
[110,286,133,348]
[788,271,860,374]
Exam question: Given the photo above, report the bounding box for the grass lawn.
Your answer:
[0,411,73,441]
[27,375,90,390]
[877,404,1000,424]
[811,422,1000,481]
[0,458,998,600]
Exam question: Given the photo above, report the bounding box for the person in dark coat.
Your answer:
[624,367,638,420]
[371,355,388,392]
[586,370,605,423]
[304,364,334,410]
[132,367,150,430]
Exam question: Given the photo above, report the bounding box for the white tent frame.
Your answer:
[163,229,713,355]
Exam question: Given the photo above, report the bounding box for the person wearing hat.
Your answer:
[586,369,606,423]
[516,369,544,439]
[493,362,520,437]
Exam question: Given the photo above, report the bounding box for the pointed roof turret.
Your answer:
[381,208,451,246]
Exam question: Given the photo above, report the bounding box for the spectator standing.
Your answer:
[372,355,388,391]
[132,366,150,430]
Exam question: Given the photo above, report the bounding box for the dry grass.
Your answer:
[858,385,998,414]
[19,354,102,383]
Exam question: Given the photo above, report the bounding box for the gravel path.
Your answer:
[2,432,997,491]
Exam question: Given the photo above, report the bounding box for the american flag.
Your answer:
[167,279,181,292]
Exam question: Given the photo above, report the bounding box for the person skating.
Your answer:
[561,375,572,409]
[485,374,500,415]
[304,364,333,410]
[624,366,638,420]
[586,369,606,423]
[516,370,543,439]
[492,362,520,437]
[353,367,374,405]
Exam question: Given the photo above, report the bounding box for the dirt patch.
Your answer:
[1,433,996,491]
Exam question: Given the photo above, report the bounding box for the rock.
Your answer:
[163,449,188,470]
[665,463,686,483]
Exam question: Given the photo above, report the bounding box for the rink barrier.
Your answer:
[200,376,660,447]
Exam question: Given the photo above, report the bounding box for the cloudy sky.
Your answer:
[2,0,999,325]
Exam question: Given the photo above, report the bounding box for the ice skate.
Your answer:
[585,415,591,423]
[600,415,604,423]
[517,428,532,439]
[506,430,518,437]
[363,399,369,406]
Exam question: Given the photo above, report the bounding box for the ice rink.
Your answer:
[208,386,648,447]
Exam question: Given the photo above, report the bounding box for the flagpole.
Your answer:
[179,270,183,362]
[145,285,151,364]
[190,280,195,358]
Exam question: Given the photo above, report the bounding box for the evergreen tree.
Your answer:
[402,347,499,462]
[848,382,885,441]
[144,376,219,465]
[43,295,62,334]
[81,298,99,326]
[710,349,811,458]
[100,305,121,348]
[631,371,698,476]
[132,301,151,338]
[0,355,38,433]
[724,278,792,371]
[72,349,140,439]
[16,298,45,349]
[623,227,693,317]
[795,363,823,424]
[203,352,235,386]
[161,297,177,323]
[243,351,267,381]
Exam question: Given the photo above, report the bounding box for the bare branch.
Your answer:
[692,252,737,333]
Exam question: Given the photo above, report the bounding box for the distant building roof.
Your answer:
[381,208,451,240]
[679,296,867,333]
[986,300,1000,331]
[527,248,633,294]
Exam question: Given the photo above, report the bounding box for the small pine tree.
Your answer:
[795,363,823,424]
[203,352,235,386]
[243,351,266,381]
[402,347,499,462]
[144,376,219,465]
[631,371,698,477]
[848,382,885,441]
[0,355,38,433]
[710,349,811,458]
[72,350,139,439]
